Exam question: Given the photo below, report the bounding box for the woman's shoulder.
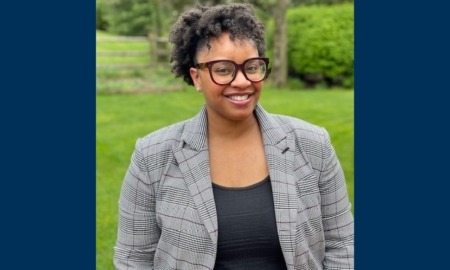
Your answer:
[135,119,189,153]
[270,113,326,138]
[256,105,326,139]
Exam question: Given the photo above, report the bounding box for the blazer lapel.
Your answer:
[173,106,218,245]
[255,105,297,269]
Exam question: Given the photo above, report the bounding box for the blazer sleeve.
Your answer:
[114,138,161,269]
[319,128,354,269]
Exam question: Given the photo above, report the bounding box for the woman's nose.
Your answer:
[230,69,251,87]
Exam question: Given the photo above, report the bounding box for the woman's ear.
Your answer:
[190,67,202,91]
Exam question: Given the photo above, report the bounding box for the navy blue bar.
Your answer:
[356,0,449,269]
[1,1,95,269]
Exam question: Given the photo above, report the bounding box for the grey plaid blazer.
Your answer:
[114,104,354,270]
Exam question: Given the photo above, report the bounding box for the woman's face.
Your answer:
[190,33,263,123]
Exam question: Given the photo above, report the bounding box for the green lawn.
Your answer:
[96,88,354,269]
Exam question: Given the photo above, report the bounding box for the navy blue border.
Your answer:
[1,2,95,269]
[356,1,449,268]
[2,0,450,268]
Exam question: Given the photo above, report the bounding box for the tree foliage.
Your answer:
[96,0,109,31]
[103,0,154,36]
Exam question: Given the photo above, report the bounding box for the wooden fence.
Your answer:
[96,35,179,93]
[96,35,170,70]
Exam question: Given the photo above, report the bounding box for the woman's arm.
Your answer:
[114,139,161,269]
[319,128,354,270]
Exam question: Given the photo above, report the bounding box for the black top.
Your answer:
[212,176,288,270]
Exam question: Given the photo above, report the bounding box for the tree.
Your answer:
[271,0,290,87]
[245,0,290,87]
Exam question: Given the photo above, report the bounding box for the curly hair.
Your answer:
[169,3,266,86]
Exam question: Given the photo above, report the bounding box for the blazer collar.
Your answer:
[180,103,287,150]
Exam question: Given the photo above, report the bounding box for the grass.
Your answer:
[96,87,354,269]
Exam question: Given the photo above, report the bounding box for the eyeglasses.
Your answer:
[194,57,270,85]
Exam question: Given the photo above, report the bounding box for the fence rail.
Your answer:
[96,34,178,93]
[96,51,149,57]
[96,64,151,70]
[96,35,170,70]
[96,36,148,42]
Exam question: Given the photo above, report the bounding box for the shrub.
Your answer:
[287,4,354,88]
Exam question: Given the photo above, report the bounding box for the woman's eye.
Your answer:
[214,67,232,75]
[245,65,259,73]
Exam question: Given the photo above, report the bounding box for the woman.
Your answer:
[114,3,354,270]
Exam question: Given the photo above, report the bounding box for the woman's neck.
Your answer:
[207,112,259,141]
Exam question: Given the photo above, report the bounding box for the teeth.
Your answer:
[229,95,249,101]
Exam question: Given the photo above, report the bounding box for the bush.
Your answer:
[287,4,354,88]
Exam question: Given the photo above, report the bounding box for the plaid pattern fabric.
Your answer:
[114,104,354,270]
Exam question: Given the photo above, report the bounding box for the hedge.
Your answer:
[286,4,354,88]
